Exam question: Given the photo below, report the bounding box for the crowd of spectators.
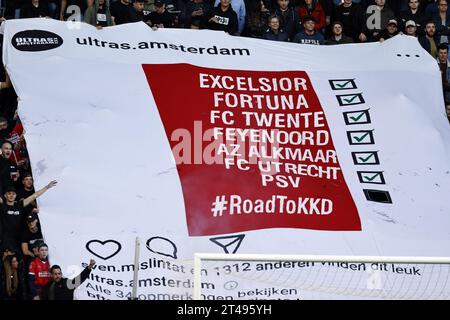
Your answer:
[0,1,98,299]
[0,0,449,300]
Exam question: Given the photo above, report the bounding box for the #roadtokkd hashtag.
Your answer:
[211,195,333,217]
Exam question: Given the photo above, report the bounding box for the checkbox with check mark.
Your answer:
[343,109,371,125]
[336,93,365,106]
[329,79,357,90]
[357,171,386,184]
[351,151,380,165]
[347,130,375,145]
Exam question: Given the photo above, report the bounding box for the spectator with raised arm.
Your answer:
[17,173,37,217]
[42,259,96,300]
[0,181,57,254]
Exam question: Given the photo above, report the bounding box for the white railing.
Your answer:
[193,253,450,300]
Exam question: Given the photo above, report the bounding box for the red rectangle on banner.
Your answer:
[143,64,361,236]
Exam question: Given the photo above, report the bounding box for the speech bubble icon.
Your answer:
[146,236,178,259]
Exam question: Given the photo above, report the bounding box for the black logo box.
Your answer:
[12,30,63,52]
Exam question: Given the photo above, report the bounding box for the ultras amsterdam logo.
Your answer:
[12,30,63,52]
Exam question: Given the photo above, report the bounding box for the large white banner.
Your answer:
[3,18,450,300]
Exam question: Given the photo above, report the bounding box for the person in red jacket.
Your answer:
[28,242,51,300]
[297,0,326,32]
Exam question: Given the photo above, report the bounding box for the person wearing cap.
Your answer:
[28,242,50,300]
[262,14,288,41]
[324,20,353,45]
[272,0,300,41]
[292,15,324,45]
[20,213,43,262]
[377,18,400,42]
[361,0,395,42]
[399,0,426,35]
[84,0,114,27]
[148,0,175,28]
[0,180,57,255]
[42,259,96,300]
[405,19,418,36]
[207,0,238,35]
[123,0,147,23]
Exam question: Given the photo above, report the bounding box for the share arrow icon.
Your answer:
[209,234,245,254]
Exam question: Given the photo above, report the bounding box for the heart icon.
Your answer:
[86,240,122,260]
